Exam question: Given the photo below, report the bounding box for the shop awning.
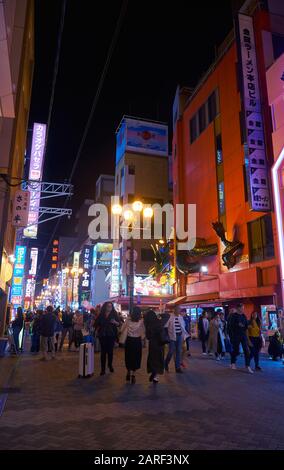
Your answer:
[166,296,187,307]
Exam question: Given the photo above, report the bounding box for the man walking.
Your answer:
[164,306,189,373]
[198,310,209,354]
[228,303,254,373]
[40,306,56,361]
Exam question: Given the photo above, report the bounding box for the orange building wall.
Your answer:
[173,35,281,309]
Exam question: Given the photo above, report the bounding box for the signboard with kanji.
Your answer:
[237,13,271,212]
[12,190,30,227]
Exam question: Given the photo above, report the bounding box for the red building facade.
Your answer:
[172,0,284,317]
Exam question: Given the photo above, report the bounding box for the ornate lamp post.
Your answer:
[111,200,153,314]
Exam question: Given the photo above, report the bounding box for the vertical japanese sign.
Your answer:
[110,249,120,297]
[10,245,27,307]
[51,240,59,270]
[12,190,30,227]
[23,123,46,238]
[29,247,38,276]
[79,245,93,303]
[72,252,80,305]
[237,14,271,211]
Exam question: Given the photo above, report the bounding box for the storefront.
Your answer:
[267,53,284,308]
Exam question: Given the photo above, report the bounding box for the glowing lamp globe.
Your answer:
[132,200,143,212]
[112,204,122,215]
[143,207,153,218]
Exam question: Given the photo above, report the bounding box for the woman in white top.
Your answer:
[120,306,145,384]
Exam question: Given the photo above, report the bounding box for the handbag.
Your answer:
[158,327,170,346]
[119,321,128,345]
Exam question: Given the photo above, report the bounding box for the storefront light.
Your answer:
[201,265,208,274]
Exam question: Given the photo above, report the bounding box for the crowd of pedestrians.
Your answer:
[197,303,277,374]
[7,301,284,382]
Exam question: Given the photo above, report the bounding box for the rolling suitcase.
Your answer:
[78,343,94,378]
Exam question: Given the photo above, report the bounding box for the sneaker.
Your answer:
[202,352,207,356]
[230,363,237,370]
[153,376,159,383]
[247,366,254,374]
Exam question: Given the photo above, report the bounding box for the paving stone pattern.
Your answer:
[0,342,284,450]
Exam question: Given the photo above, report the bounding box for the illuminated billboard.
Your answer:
[236,14,271,211]
[29,247,38,276]
[110,249,120,297]
[116,118,168,164]
[23,123,46,238]
[10,245,27,307]
[93,243,113,269]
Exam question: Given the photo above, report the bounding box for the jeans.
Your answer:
[99,336,116,372]
[165,333,183,370]
[230,335,250,366]
[59,326,73,350]
[185,336,190,351]
[249,336,262,367]
[31,333,40,352]
[201,338,208,353]
[74,330,83,348]
[41,336,55,358]
[13,326,22,352]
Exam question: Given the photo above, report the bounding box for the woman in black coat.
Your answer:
[95,302,121,375]
[144,309,169,383]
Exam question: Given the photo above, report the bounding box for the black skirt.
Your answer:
[125,336,142,371]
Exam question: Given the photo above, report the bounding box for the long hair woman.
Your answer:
[94,302,120,375]
[144,309,169,384]
[120,306,145,384]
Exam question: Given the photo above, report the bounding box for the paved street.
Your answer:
[0,341,284,450]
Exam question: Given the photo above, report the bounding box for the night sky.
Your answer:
[29,0,235,277]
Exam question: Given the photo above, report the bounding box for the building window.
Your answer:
[272,33,284,61]
[248,214,275,263]
[190,115,198,143]
[141,248,154,262]
[208,90,217,122]
[198,104,206,133]
[128,165,135,175]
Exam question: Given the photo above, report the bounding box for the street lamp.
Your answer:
[111,199,153,314]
